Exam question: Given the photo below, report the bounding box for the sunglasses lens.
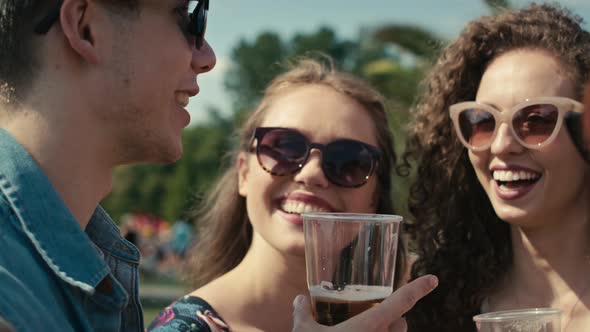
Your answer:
[513,104,559,146]
[257,129,308,175]
[196,7,207,36]
[189,3,207,48]
[458,108,496,148]
[323,140,375,187]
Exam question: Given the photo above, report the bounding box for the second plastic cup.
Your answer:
[473,308,562,332]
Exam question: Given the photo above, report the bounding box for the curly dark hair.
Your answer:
[402,4,590,332]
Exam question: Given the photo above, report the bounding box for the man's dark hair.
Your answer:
[0,0,139,106]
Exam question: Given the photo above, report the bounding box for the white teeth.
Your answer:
[175,92,190,107]
[492,170,540,182]
[280,200,330,214]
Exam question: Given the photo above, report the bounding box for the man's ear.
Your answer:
[237,152,250,198]
[60,0,100,64]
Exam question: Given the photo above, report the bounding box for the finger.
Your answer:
[292,295,324,332]
[389,318,408,332]
[347,274,438,327]
[379,274,438,317]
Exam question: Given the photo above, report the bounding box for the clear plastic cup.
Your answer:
[302,213,402,326]
[473,308,562,332]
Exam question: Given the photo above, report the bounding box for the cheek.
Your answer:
[344,180,378,212]
[243,161,280,199]
[468,151,491,186]
[157,29,195,73]
[540,131,583,167]
[468,151,487,172]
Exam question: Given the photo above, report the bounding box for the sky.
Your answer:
[187,0,590,124]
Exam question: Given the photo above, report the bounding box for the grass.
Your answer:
[139,273,188,327]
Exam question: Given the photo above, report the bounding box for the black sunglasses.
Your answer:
[250,127,381,188]
[34,0,209,49]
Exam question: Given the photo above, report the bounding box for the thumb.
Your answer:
[292,295,323,332]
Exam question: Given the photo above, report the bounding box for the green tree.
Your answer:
[225,26,375,114]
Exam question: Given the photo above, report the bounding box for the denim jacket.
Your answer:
[0,129,144,332]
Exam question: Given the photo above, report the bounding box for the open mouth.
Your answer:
[493,169,541,189]
[279,200,331,215]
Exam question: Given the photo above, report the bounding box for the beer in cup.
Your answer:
[302,213,402,325]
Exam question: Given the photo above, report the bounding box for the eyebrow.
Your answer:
[477,101,502,110]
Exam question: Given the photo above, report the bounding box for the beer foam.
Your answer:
[309,284,392,302]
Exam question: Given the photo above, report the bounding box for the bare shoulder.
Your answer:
[189,280,226,304]
[189,273,245,311]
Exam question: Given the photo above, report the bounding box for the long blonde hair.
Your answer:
[185,56,404,288]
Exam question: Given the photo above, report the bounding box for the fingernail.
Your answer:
[293,294,304,307]
[429,275,439,288]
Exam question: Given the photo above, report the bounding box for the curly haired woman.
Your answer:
[404,4,590,332]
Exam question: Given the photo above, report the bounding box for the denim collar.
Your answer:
[0,129,137,294]
[86,207,141,265]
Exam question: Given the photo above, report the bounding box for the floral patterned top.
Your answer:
[147,296,230,332]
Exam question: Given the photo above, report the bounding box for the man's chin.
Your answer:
[122,147,183,166]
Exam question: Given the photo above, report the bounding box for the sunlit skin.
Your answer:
[471,49,590,331]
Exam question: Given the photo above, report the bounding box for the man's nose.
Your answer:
[192,39,216,74]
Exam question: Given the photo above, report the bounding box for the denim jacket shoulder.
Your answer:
[0,129,143,332]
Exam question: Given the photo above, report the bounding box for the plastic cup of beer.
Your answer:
[302,213,402,326]
[473,308,562,332]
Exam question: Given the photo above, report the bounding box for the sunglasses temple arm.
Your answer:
[565,112,590,163]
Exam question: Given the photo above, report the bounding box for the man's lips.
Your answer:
[175,92,190,107]
[175,87,200,108]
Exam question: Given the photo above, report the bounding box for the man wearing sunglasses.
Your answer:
[0,0,214,331]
